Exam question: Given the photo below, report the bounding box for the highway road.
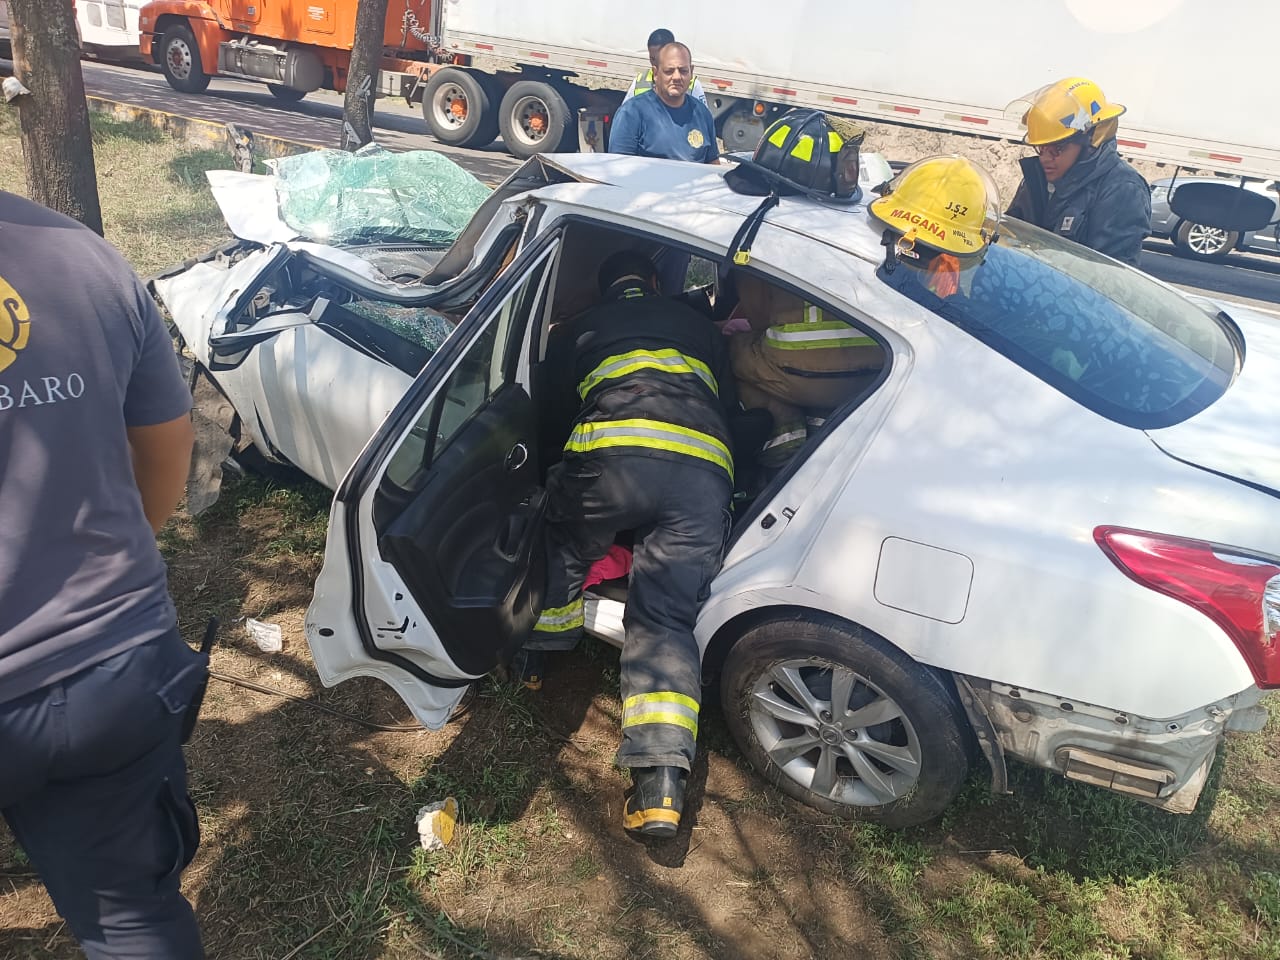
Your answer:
[14,58,1280,318]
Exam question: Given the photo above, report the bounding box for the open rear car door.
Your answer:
[305,229,562,726]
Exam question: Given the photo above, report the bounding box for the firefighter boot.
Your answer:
[511,648,546,691]
[623,766,687,840]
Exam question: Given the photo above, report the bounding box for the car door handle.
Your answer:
[505,442,529,472]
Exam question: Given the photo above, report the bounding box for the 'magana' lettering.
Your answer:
[889,208,947,242]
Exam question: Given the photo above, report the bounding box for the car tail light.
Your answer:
[1095,526,1280,688]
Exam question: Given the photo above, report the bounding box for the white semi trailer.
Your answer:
[405,0,1278,182]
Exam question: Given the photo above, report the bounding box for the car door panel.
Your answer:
[379,383,545,676]
[306,229,561,727]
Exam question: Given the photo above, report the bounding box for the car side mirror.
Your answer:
[1169,180,1275,233]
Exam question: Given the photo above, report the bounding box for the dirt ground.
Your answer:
[2,474,1279,960]
[3,111,1280,960]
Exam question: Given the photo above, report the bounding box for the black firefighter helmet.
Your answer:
[726,109,866,202]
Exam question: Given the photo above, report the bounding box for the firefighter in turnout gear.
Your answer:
[724,110,884,465]
[728,275,884,465]
[523,250,736,840]
[1005,77,1150,265]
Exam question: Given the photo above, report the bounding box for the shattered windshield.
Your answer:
[271,145,492,246]
[877,220,1238,428]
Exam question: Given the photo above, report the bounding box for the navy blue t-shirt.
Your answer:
[609,90,719,164]
[0,192,192,704]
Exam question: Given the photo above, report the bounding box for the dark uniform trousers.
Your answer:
[0,628,207,960]
[527,453,732,772]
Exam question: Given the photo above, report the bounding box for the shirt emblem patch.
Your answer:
[687,129,705,149]
[1060,215,1076,233]
[0,273,31,374]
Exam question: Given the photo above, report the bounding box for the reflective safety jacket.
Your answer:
[544,283,736,481]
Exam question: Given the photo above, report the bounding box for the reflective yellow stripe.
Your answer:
[768,123,791,148]
[565,419,732,478]
[765,321,878,351]
[791,134,815,162]
[578,348,718,400]
[624,691,701,712]
[622,691,700,736]
[621,711,699,735]
[534,598,584,633]
[623,807,681,829]
[829,131,844,152]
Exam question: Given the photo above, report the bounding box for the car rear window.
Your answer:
[877,220,1238,428]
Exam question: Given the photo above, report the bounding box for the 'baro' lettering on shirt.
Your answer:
[0,373,87,410]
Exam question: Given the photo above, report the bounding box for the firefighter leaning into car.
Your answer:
[723,110,885,465]
[1005,77,1151,266]
[869,155,1002,307]
[519,250,736,841]
[623,27,708,107]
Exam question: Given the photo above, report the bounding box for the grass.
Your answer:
[0,109,234,273]
[4,113,1280,960]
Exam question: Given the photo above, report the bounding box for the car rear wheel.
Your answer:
[1173,220,1239,262]
[159,23,210,94]
[498,80,576,158]
[267,84,307,103]
[720,615,971,828]
[423,68,499,148]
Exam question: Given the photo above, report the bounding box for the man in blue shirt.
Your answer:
[609,42,719,292]
[609,42,719,165]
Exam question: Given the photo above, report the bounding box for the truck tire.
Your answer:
[1172,220,1239,262]
[158,23,210,94]
[267,84,307,103]
[422,68,499,149]
[498,80,576,158]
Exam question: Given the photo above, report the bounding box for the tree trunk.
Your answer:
[341,0,390,151]
[7,0,103,235]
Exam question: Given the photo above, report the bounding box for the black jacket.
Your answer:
[1006,140,1151,266]
[544,283,736,474]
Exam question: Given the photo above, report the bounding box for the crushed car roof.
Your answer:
[530,154,890,266]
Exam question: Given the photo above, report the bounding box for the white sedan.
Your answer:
[157,154,1279,828]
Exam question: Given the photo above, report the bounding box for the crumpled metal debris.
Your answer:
[270,144,490,246]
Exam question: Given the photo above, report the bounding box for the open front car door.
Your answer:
[305,231,562,727]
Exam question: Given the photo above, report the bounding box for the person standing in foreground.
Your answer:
[522,251,735,841]
[622,27,709,107]
[609,42,719,293]
[0,192,204,958]
[1005,77,1151,266]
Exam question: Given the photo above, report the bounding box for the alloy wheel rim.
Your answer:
[747,657,923,807]
[1187,223,1230,255]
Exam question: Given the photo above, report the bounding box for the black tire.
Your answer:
[422,67,499,148]
[1172,220,1239,262]
[498,80,576,158]
[267,84,307,103]
[720,614,971,828]
[158,23,210,94]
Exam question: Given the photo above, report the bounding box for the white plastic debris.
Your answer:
[244,618,283,653]
[415,797,459,851]
[2,77,31,103]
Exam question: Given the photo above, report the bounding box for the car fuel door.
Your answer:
[306,231,561,727]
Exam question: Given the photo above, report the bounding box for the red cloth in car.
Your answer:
[585,545,633,588]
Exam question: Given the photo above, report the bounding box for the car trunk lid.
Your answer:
[1146,306,1280,497]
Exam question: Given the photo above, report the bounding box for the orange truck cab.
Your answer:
[139,0,436,100]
